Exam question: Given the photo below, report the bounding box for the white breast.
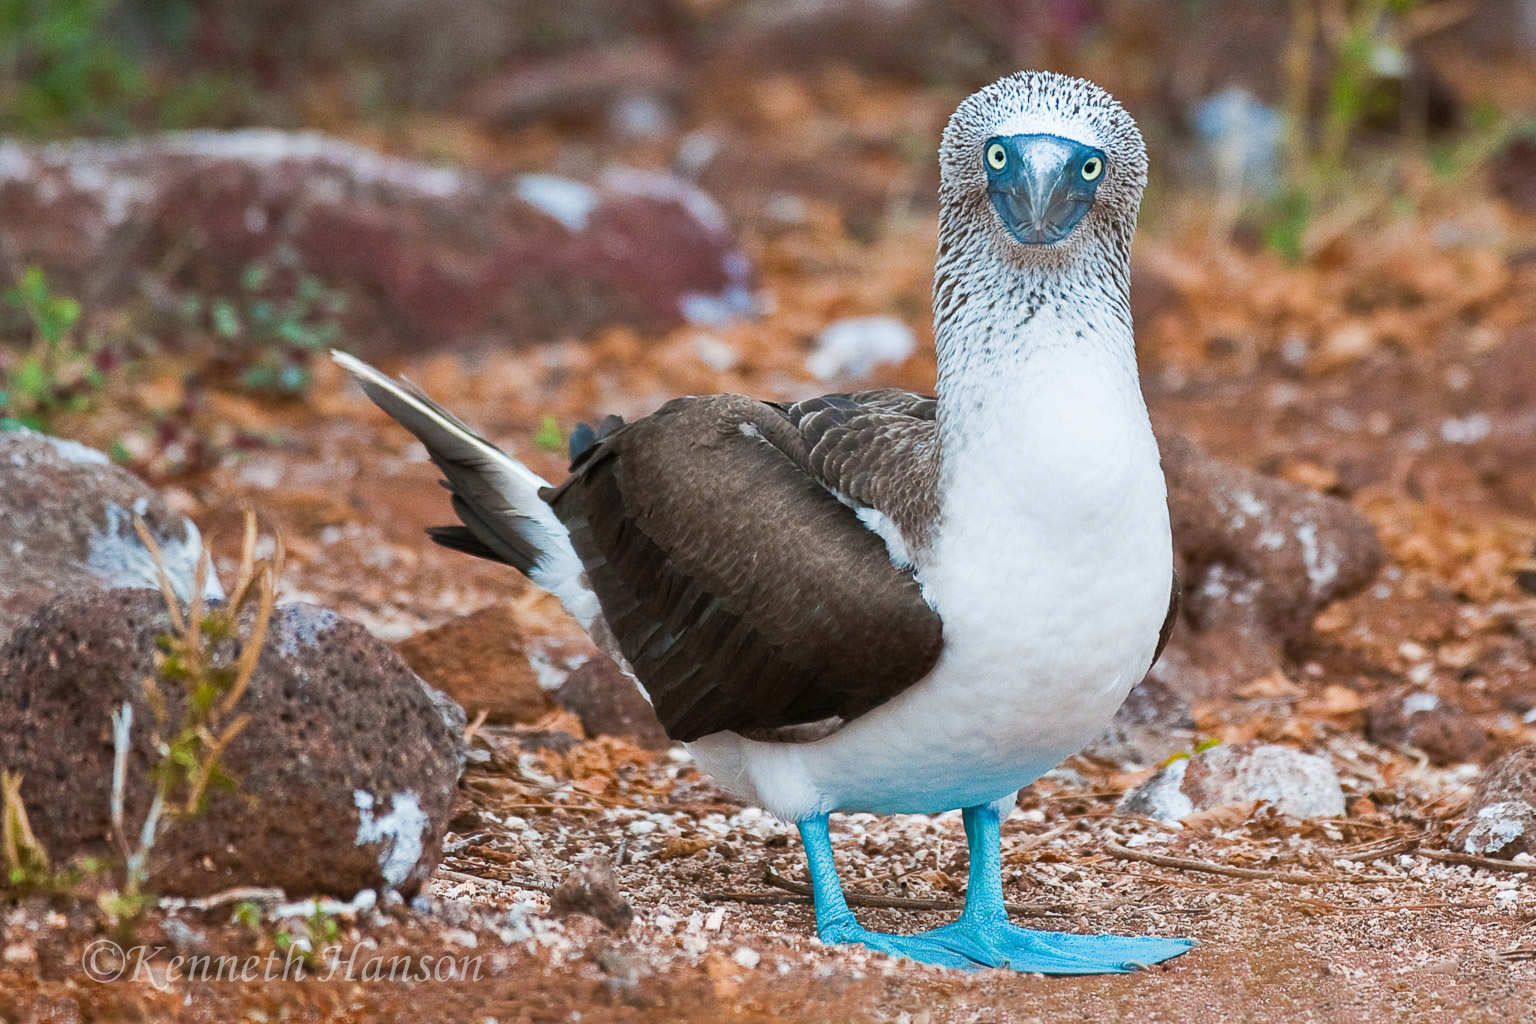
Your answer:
[688,335,1173,819]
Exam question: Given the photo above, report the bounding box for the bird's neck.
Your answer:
[929,239,1157,531]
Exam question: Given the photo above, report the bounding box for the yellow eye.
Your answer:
[1081,156,1104,181]
[986,143,1008,170]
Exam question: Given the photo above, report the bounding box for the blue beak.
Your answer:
[984,134,1105,246]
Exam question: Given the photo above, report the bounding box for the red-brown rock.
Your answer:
[1367,690,1490,766]
[0,589,462,898]
[1152,430,1384,701]
[1449,746,1536,859]
[394,605,556,725]
[0,133,754,356]
[0,430,217,645]
[554,658,670,751]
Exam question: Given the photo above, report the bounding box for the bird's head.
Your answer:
[939,72,1146,268]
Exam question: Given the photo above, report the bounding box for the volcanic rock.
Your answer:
[1449,746,1536,860]
[0,133,754,356]
[1367,690,1490,766]
[0,430,218,645]
[1153,430,1384,701]
[0,589,463,897]
[554,658,670,751]
[1120,741,1346,823]
[394,604,556,725]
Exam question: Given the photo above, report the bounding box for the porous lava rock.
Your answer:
[1366,690,1490,766]
[1084,676,1198,769]
[0,430,217,644]
[554,658,671,751]
[394,604,556,725]
[1154,430,1384,701]
[0,132,754,356]
[1449,746,1536,860]
[0,589,463,897]
[1119,741,1346,823]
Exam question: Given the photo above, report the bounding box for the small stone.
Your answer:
[1367,690,1489,765]
[1119,741,1345,823]
[394,605,555,725]
[1450,747,1536,859]
[554,659,670,751]
[806,316,916,380]
[549,856,632,932]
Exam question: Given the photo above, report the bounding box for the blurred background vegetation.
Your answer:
[1,0,1535,479]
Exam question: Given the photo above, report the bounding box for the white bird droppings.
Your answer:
[515,174,599,233]
[354,790,430,889]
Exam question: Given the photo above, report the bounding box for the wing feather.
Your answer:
[543,394,942,741]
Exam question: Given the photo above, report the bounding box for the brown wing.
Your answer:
[1154,569,1180,666]
[542,394,943,742]
[780,390,940,551]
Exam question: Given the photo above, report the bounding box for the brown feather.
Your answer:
[542,394,943,742]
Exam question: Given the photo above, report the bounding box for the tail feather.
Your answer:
[331,351,589,611]
[424,524,501,562]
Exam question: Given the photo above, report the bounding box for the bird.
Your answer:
[334,70,1194,974]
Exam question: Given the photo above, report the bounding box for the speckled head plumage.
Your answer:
[938,72,1147,274]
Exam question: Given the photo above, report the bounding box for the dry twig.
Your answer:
[1419,849,1535,875]
[1104,841,1390,885]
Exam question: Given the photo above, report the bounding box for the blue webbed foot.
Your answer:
[916,918,1195,974]
[813,910,987,970]
[797,807,1196,975]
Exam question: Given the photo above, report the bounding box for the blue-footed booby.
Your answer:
[336,70,1193,973]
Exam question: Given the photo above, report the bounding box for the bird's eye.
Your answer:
[985,143,1008,170]
[1081,156,1104,181]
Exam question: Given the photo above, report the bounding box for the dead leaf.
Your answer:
[1236,671,1304,700]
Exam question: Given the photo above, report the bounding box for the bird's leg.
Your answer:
[796,815,980,969]
[914,803,1197,974]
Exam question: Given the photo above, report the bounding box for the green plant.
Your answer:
[0,513,276,921]
[534,414,565,453]
[0,0,260,136]
[231,899,264,930]
[96,510,280,924]
[1259,0,1435,262]
[0,266,104,432]
[0,772,109,898]
[1,770,51,888]
[1159,737,1220,767]
[271,903,343,968]
[1259,186,1313,266]
[1283,0,1425,174]
[180,260,348,396]
[0,0,144,135]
